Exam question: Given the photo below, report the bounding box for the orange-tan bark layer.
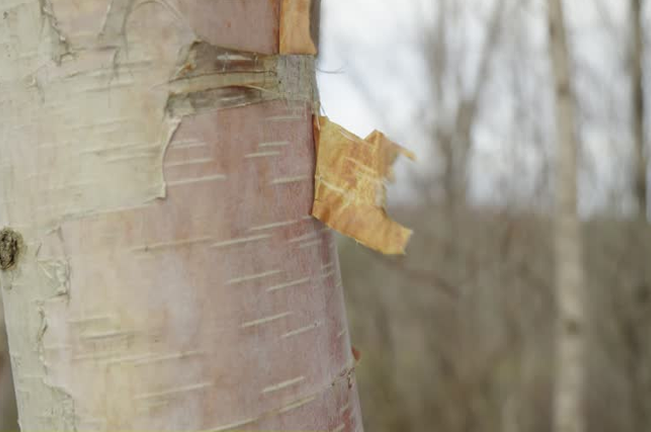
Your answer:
[280,0,317,54]
[311,116,415,255]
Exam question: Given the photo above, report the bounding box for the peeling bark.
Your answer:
[280,0,317,54]
[166,42,317,117]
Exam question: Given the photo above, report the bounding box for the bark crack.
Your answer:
[38,0,73,64]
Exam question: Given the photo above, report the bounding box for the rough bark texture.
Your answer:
[0,1,362,431]
[548,1,586,432]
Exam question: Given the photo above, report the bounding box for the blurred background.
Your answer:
[0,1,649,431]
[318,0,651,431]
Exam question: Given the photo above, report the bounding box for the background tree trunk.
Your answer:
[0,1,362,431]
[547,1,586,432]
[628,3,651,430]
[632,0,648,220]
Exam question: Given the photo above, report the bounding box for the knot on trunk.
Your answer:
[0,228,23,271]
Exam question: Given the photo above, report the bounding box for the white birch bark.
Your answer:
[547,1,586,432]
[0,1,363,431]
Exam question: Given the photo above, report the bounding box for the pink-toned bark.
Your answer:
[177,0,281,54]
[35,101,361,431]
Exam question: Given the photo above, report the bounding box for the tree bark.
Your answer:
[629,3,651,430]
[547,1,586,432]
[0,1,362,431]
[632,0,648,220]
[0,304,17,432]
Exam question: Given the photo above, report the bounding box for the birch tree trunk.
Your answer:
[0,1,363,431]
[0,303,17,431]
[632,0,649,220]
[629,3,651,429]
[547,1,586,432]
